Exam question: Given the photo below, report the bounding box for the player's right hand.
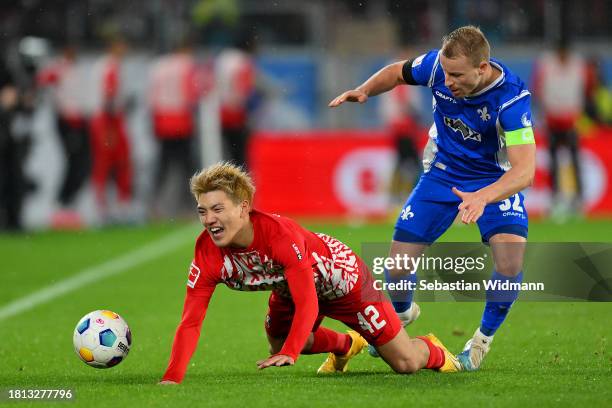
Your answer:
[329,89,368,107]
[256,354,295,369]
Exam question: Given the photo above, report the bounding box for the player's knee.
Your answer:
[494,259,522,277]
[389,357,419,374]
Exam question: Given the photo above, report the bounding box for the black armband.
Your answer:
[402,60,418,85]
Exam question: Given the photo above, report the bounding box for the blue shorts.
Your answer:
[394,168,528,243]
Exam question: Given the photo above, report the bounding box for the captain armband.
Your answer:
[505,127,535,146]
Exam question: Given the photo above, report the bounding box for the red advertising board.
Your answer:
[249,129,612,218]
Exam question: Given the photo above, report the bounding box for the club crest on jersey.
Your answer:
[478,106,491,121]
[521,112,532,127]
[444,116,482,142]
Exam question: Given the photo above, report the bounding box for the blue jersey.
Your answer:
[404,49,534,180]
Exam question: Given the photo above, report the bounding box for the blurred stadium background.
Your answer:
[1,2,612,405]
[0,0,610,230]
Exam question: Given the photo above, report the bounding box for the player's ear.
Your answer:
[478,61,488,75]
[240,200,250,216]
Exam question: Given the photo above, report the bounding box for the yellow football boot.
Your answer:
[423,333,463,373]
[317,331,368,374]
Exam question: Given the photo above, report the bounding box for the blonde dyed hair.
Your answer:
[441,25,490,67]
[190,162,255,204]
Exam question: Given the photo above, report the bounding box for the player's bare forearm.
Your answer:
[357,61,406,97]
[478,167,533,203]
[452,144,535,224]
[478,144,536,204]
[329,61,406,107]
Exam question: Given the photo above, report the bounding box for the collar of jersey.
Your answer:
[464,60,505,99]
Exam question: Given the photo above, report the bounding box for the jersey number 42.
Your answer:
[357,305,387,334]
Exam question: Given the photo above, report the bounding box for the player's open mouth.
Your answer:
[209,227,224,239]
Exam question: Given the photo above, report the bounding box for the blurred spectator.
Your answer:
[0,38,42,231]
[0,61,22,231]
[584,57,612,126]
[378,48,424,207]
[148,39,207,218]
[215,31,258,168]
[533,39,587,214]
[89,37,133,223]
[37,45,89,228]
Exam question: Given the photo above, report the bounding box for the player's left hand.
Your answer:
[452,187,487,224]
[256,354,295,369]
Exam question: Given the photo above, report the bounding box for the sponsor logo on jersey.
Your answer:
[221,252,285,291]
[502,211,527,219]
[443,116,482,142]
[478,106,491,121]
[291,243,303,260]
[435,90,457,104]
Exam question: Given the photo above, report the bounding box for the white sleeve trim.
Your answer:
[427,51,441,88]
[499,90,531,112]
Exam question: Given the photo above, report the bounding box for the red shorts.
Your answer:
[265,273,402,347]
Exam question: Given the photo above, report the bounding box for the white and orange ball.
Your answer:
[73,310,131,368]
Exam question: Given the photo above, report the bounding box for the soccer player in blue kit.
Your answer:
[329,26,536,371]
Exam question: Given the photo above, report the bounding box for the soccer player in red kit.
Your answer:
[159,163,462,384]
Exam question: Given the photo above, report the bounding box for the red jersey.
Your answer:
[162,210,365,383]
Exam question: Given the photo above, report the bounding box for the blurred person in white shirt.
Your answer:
[533,38,587,215]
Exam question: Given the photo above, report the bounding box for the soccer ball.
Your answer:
[73,310,132,368]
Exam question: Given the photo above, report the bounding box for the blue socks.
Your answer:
[480,270,523,336]
[383,266,522,334]
[384,268,417,313]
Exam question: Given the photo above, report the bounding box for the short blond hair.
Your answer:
[190,162,255,204]
[441,25,490,67]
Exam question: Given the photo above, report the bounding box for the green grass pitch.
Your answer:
[0,219,611,407]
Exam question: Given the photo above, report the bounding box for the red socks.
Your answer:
[417,336,445,369]
[304,327,351,355]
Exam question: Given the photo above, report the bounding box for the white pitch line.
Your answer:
[0,224,199,322]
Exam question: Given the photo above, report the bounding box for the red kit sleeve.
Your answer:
[271,231,319,361]
[161,260,217,383]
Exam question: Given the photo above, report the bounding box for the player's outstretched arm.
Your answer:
[160,287,214,384]
[329,61,407,107]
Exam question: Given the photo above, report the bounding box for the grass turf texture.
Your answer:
[1,220,611,407]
